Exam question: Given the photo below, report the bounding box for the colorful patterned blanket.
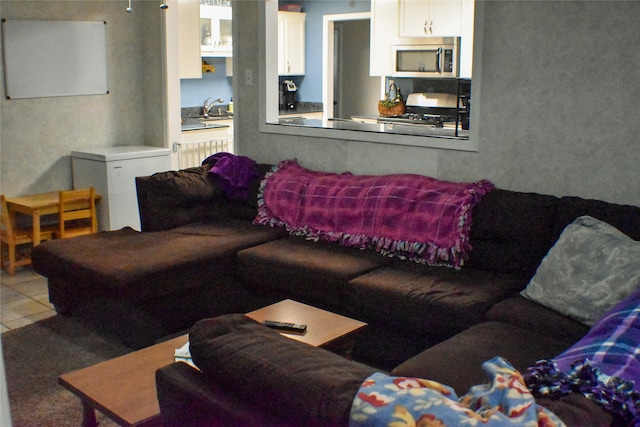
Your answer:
[254,160,494,268]
[350,357,565,426]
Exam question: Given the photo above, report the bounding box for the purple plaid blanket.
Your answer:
[254,160,494,268]
[525,288,640,423]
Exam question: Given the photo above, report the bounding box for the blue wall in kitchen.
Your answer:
[284,0,371,102]
[180,57,233,108]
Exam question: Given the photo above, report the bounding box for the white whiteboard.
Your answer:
[2,20,108,99]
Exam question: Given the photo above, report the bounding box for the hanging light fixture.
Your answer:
[125,0,169,13]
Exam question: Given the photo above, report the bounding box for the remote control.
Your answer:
[262,320,307,332]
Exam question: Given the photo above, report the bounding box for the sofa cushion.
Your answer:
[168,219,286,242]
[32,220,283,301]
[521,216,640,326]
[535,394,612,426]
[236,236,390,310]
[391,321,575,395]
[135,166,229,231]
[486,295,589,343]
[189,314,380,426]
[344,261,528,340]
[555,195,640,242]
[466,189,560,275]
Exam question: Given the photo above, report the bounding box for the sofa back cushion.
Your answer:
[136,164,272,231]
[555,196,640,242]
[466,189,560,275]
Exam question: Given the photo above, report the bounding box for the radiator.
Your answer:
[172,137,233,169]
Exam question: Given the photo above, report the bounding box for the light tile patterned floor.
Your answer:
[1,267,56,333]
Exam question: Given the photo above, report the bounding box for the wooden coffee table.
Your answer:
[245,299,367,358]
[58,300,366,427]
[58,334,187,427]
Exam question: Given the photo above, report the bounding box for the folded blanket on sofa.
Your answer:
[254,159,494,268]
[203,152,259,200]
[350,357,565,426]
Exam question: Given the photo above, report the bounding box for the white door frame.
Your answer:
[322,12,370,121]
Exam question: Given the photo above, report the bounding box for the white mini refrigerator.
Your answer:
[71,146,171,231]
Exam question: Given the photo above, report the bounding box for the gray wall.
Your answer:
[234,0,640,207]
[0,0,165,196]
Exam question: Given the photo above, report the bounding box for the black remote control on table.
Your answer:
[262,320,307,332]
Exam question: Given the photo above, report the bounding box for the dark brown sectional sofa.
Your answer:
[31,160,640,425]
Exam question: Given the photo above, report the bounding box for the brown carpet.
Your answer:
[2,315,134,426]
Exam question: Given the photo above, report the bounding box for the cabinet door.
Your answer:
[200,5,232,57]
[370,0,398,76]
[178,0,202,78]
[399,0,461,37]
[278,12,305,76]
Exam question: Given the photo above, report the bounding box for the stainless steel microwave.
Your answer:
[392,37,460,78]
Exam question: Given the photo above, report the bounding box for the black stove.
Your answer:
[378,100,469,130]
[378,112,452,128]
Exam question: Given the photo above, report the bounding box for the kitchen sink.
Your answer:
[191,114,233,121]
[181,123,230,131]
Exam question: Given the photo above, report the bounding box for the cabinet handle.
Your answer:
[423,20,433,34]
[287,61,290,74]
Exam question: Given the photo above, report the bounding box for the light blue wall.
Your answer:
[284,0,371,102]
[180,57,233,108]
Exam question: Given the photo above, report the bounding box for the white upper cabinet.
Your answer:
[177,0,202,79]
[200,4,232,57]
[372,0,474,78]
[399,0,461,37]
[278,11,306,76]
[370,0,399,76]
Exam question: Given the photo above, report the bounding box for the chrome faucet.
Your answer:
[203,97,224,116]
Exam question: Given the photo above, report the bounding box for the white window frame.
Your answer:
[258,0,481,152]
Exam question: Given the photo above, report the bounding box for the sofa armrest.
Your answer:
[186,314,381,426]
[156,362,287,427]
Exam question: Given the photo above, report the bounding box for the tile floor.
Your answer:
[1,267,56,334]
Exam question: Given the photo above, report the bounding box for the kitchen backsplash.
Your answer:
[279,102,323,115]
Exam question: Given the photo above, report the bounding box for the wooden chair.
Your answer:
[56,187,98,239]
[1,194,55,276]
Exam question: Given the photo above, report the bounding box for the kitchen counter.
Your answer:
[276,116,469,139]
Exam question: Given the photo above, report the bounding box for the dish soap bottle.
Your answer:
[228,98,233,114]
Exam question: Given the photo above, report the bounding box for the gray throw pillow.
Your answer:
[521,215,640,326]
